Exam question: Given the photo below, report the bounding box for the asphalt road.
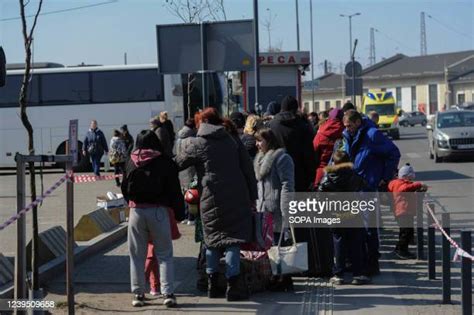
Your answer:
[1,126,473,256]
[393,126,474,232]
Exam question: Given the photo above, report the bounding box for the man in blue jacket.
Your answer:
[342,110,401,275]
[83,120,108,176]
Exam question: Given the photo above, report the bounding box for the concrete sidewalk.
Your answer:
[43,222,467,315]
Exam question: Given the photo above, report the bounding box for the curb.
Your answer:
[0,222,128,299]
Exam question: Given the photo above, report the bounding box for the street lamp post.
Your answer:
[340,13,361,60]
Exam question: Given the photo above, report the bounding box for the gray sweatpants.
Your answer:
[128,206,174,295]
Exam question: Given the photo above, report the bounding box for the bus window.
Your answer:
[91,69,164,103]
[41,72,90,105]
[0,74,40,107]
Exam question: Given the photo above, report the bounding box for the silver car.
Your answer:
[427,110,474,162]
[399,111,427,127]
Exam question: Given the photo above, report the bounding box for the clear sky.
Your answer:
[0,0,473,77]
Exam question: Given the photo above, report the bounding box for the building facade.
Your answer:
[303,51,474,115]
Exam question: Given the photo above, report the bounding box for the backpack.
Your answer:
[125,160,162,203]
[109,139,127,165]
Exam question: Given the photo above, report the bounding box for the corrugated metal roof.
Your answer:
[363,50,474,79]
[303,50,474,92]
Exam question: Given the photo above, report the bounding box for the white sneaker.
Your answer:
[163,294,177,308]
[132,294,145,307]
[329,275,344,285]
[187,220,195,226]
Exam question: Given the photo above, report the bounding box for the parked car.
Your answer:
[399,111,427,127]
[460,102,474,110]
[427,110,474,162]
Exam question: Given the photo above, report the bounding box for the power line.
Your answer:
[374,27,418,55]
[0,1,118,22]
[426,13,473,40]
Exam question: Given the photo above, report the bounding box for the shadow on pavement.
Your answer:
[415,170,472,181]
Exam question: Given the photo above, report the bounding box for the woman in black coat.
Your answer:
[176,108,257,302]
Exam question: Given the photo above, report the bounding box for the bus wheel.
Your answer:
[55,141,91,172]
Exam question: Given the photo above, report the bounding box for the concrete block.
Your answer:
[26,226,78,270]
[107,207,130,224]
[0,254,14,287]
[74,208,118,241]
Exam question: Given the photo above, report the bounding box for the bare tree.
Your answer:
[163,0,227,118]
[19,0,43,291]
[262,8,277,52]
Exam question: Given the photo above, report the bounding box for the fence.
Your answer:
[417,193,472,315]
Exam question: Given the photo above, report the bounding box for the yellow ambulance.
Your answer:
[362,90,400,139]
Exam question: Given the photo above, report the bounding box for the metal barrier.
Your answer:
[422,198,472,315]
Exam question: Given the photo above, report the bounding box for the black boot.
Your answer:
[226,274,249,301]
[367,259,380,276]
[208,273,224,298]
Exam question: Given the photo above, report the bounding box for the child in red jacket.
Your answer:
[388,164,427,259]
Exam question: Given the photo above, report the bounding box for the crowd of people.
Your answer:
[82,97,428,308]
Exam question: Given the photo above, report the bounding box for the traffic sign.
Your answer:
[345,61,363,77]
[345,78,363,96]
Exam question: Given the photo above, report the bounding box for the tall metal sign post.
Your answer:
[253,0,261,112]
[156,19,254,115]
[345,39,362,107]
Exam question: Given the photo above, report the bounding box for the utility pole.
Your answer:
[340,13,361,60]
[296,0,300,50]
[309,0,315,111]
[369,27,376,66]
[253,0,261,112]
[421,12,427,56]
[124,52,127,65]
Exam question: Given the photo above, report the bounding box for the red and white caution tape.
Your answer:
[425,203,474,262]
[73,174,122,183]
[0,173,70,231]
[0,172,122,231]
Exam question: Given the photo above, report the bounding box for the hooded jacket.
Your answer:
[318,162,366,192]
[121,149,185,221]
[388,178,424,217]
[268,111,315,191]
[312,118,345,186]
[254,148,294,232]
[175,123,257,248]
[176,125,197,188]
[343,119,401,191]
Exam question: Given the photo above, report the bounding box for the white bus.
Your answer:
[0,64,224,171]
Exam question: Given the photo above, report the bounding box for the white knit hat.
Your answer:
[398,163,415,179]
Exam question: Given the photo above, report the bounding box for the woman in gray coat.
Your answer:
[175,108,257,301]
[254,128,295,292]
[254,128,295,237]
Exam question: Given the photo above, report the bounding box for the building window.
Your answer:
[411,86,417,112]
[325,101,330,110]
[336,100,341,108]
[304,102,309,109]
[457,93,465,104]
[396,87,402,108]
[429,84,438,114]
[381,87,387,92]
[315,101,320,111]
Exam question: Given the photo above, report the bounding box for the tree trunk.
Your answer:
[19,0,43,292]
